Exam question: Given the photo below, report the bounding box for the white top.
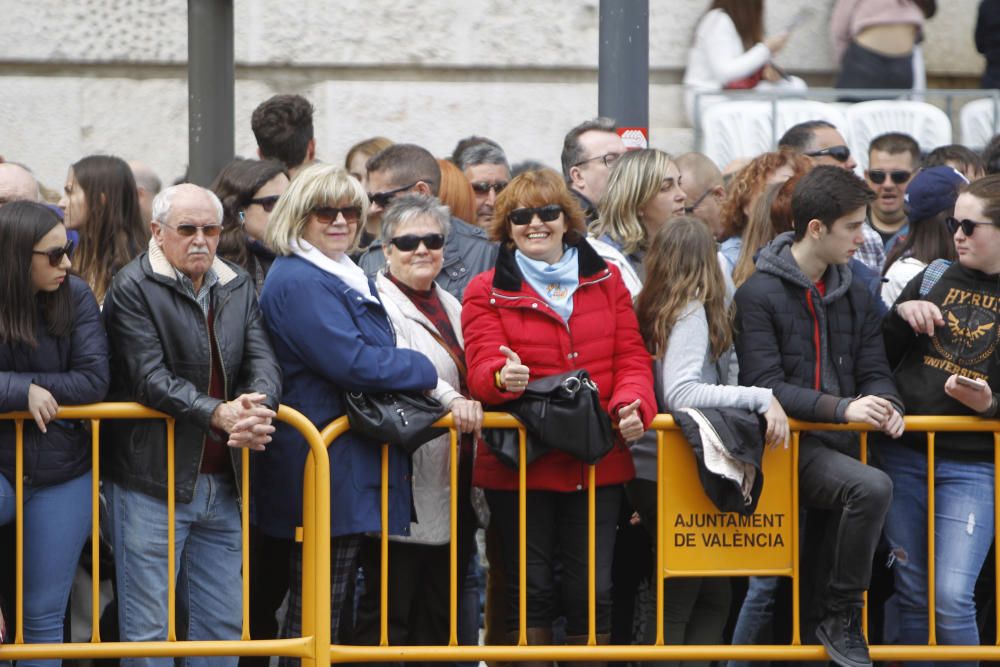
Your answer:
[882,256,926,308]
[683,9,772,124]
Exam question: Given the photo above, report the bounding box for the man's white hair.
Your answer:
[151,184,224,224]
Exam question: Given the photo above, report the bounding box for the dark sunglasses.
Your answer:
[683,188,714,215]
[33,240,74,267]
[313,205,362,224]
[946,216,995,236]
[805,145,852,163]
[159,222,224,237]
[508,204,563,226]
[368,182,416,208]
[249,195,280,212]
[470,181,509,195]
[867,169,912,185]
[389,233,446,252]
[573,152,621,168]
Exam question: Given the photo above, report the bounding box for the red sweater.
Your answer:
[461,241,655,491]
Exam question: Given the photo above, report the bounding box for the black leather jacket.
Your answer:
[102,240,282,503]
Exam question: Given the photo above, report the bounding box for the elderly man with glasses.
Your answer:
[456,141,512,231]
[102,183,282,667]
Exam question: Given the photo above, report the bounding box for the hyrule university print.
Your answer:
[928,287,1000,380]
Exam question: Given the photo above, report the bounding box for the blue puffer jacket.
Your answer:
[255,255,437,539]
[0,276,110,486]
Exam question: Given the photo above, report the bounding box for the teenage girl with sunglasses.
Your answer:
[211,158,290,294]
[0,201,109,667]
[881,174,1000,658]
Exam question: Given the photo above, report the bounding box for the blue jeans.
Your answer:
[729,575,781,667]
[876,442,995,667]
[108,474,242,667]
[0,471,92,667]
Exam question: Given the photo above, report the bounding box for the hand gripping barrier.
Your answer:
[0,402,331,666]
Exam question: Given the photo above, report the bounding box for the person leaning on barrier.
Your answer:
[631,216,788,660]
[461,168,656,660]
[102,183,281,667]
[734,165,904,667]
[352,193,484,651]
[0,201,109,667]
[254,164,438,663]
[878,174,1000,656]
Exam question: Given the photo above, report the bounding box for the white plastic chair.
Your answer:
[960,98,1000,149]
[845,100,953,171]
[699,101,775,170]
[774,100,850,144]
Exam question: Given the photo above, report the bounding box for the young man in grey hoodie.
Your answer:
[733,165,905,667]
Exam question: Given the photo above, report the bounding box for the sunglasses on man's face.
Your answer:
[508,204,563,226]
[470,181,509,196]
[946,216,995,237]
[805,145,852,163]
[33,240,74,267]
[368,183,417,208]
[312,206,362,225]
[249,195,280,213]
[389,233,446,252]
[867,169,912,185]
[159,222,224,237]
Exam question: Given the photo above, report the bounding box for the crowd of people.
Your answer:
[4,14,1000,667]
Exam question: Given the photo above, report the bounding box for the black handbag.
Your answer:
[344,390,448,455]
[484,369,615,467]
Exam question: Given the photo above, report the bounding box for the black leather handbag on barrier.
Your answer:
[344,390,448,455]
[484,369,615,468]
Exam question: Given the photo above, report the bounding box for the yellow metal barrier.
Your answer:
[325,413,1000,663]
[0,402,330,665]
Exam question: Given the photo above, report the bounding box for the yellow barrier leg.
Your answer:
[928,432,937,646]
[587,464,596,646]
[91,420,102,642]
[15,419,24,644]
[449,428,459,647]
[380,443,389,647]
[792,430,801,646]
[242,447,251,641]
[518,427,527,646]
[655,430,664,646]
[166,419,177,642]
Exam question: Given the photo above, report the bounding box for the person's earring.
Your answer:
[238,210,246,225]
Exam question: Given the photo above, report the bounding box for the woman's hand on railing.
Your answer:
[764,396,790,449]
[617,399,644,443]
[449,397,484,440]
[27,383,58,433]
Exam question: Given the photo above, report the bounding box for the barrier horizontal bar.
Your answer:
[0,638,312,660]
[329,644,1000,662]
[0,403,169,421]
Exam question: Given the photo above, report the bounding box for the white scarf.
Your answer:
[290,238,378,302]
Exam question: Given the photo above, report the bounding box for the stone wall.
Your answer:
[0,0,986,191]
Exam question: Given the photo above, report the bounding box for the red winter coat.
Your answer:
[461,240,656,491]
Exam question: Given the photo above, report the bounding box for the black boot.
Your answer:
[816,606,871,667]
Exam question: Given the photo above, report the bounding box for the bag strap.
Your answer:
[919,259,952,298]
[415,320,468,384]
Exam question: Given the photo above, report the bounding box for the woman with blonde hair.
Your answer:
[631,216,787,659]
[590,149,687,283]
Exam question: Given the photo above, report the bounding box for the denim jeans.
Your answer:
[876,442,995,667]
[0,471,92,667]
[108,474,242,667]
[728,575,781,667]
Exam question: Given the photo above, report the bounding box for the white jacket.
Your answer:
[376,272,465,544]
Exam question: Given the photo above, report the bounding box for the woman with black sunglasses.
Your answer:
[211,158,290,294]
[351,193,484,651]
[880,174,1000,657]
[461,169,655,663]
[0,201,109,666]
[256,164,438,665]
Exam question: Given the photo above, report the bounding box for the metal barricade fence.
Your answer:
[0,402,331,666]
[327,413,1000,664]
[4,408,1000,663]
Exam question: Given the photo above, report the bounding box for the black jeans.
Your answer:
[798,436,893,612]
[835,40,914,100]
[484,486,622,636]
[626,478,731,667]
